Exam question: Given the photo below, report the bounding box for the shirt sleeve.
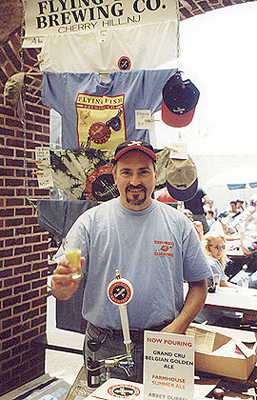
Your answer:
[181,219,212,282]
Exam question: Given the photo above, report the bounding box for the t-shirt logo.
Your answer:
[118,56,131,71]
[76,94,126,150]
[154,240,174,257]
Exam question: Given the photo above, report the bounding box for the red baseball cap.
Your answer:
[113,140,156,162]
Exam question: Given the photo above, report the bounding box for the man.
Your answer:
[51,140,210,384]
[229,201,240,219]
[184,187,212,234]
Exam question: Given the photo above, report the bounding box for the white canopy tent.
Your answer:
[204,167,257,191]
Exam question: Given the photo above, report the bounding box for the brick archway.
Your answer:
[179,0,253,20]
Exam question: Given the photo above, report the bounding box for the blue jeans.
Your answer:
[83,323,144,384]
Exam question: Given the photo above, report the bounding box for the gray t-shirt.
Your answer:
[56,198,211,329]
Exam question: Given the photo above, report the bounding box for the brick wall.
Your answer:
[0,28,50,396]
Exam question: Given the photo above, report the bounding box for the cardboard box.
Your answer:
[65,366,89,400]
[186,324,257,380]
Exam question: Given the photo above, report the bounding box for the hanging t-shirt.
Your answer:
[38,20,178,73]
[42,69,176,150]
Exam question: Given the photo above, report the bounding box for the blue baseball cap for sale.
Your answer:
[162,72,200,128]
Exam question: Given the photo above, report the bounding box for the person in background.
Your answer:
[206,210,215,229]
[181,209,204,241]
[210,211,240,241]
[184,187,212,234]
[195,233,243,328]
[229,200,241,219]
[51,140,211,384]
[204,199,218,220]
[236,199,245,213]
[237,207,257,276]
[243,194,257,238]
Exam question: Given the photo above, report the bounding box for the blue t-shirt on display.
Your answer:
[42,69,176,150]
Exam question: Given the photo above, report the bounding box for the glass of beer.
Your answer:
[62,236,82,281]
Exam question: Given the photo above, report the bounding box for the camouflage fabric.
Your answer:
[49,148,170,201]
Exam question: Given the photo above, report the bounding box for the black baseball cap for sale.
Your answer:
[162,72,200,128]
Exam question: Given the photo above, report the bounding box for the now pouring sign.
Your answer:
[144,330,195,400]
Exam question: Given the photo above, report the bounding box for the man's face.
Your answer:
[113,150,157,211]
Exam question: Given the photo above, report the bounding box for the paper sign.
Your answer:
[36,169,53,188]
[35,147,50,166]
[22,36,45,48]
[37,51,52,70]
[186,327,215,353]
[169,142,188,159]
[144,330,194,400]
[135,110,152,130]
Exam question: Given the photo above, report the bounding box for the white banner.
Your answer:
[22,0,177,47]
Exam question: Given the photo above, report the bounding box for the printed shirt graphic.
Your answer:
[154,240,174,257]
[42,69,176,150]
[76,93,126,149]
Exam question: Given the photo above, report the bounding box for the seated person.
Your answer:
[203,199,218,220]
[206,210,215,229]
[236,199,245,213]
[239,226,257,255]
[249,270,257,289]
[210,211,240,241]
[233,195,257,236]
[195,233,242,328]
[238,221,257,279]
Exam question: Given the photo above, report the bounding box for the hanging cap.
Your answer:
[156,188,178,204]
[113,140,156,162]
[4,72,25,108]
[162,72,200,128]
[165,156,198,201]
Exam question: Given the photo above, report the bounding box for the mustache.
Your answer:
[125,184,146,191]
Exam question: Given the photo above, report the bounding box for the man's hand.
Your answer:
[51,257,85,300]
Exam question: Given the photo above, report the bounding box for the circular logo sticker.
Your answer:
[107,384,141,398]
[118,56,131,71]
[108,281,132,305]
